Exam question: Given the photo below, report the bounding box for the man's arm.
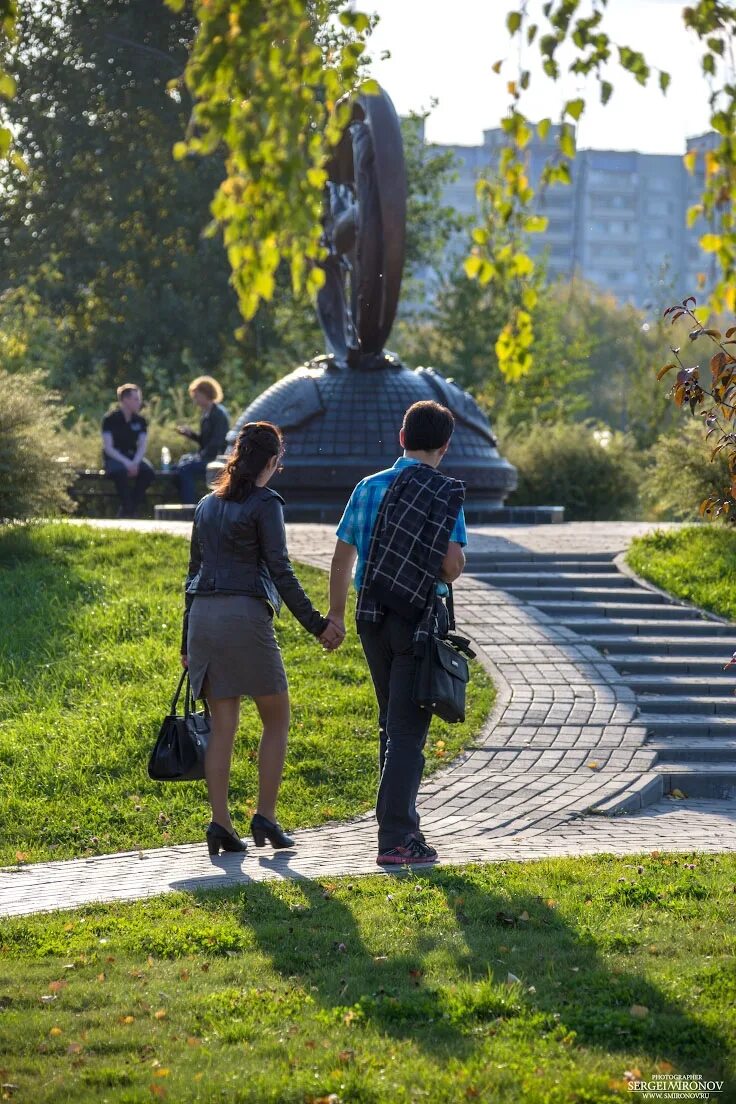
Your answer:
[440,540,465,583]
[102,430,132,468]
[327,538,357,631]
[132,431,148,465]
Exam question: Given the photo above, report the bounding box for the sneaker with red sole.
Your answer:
[376,836,438,865]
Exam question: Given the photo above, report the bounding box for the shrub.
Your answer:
[0,370,75,519]
[640,418,732,522]
[502,421,642,521]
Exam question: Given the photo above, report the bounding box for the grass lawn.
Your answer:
[0,854,733,1103]
[0,522,494,867]
[626,525,736,622]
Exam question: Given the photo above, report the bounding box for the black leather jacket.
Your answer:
[182,488,328,651]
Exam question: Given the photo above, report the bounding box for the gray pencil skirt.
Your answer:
[187,594,288,701]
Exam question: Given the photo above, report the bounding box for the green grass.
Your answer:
[0,522,494,867]
[626,525,736,622]
[0,854,733,1103]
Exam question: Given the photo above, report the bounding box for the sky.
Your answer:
[363,0,714,154]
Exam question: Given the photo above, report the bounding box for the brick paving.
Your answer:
[1,519,734,918]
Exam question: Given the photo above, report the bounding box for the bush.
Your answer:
[502,421,642,521]
[640,418,732,522]
[0,370,75,519]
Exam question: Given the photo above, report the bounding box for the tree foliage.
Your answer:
[0,0,18,164]
[0,0,242,397]
[166,0,377,325]
[658,294,736,522]
[485,1,736,377]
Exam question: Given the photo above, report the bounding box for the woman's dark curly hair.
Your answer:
[213,421,283,501]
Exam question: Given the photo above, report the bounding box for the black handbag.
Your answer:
[148,670,210,782]
[413,587,475,724]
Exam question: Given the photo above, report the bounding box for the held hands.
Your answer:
[319,614,346,652]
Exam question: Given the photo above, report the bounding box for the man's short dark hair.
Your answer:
[402,401,455,451]
[117,383,141,402]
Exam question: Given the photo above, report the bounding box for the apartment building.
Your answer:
[434,123,714,306]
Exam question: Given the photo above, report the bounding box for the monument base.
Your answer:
[154,502,564,525]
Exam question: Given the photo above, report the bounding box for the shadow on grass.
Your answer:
[0,524,100,696]
[172,866,729,1076]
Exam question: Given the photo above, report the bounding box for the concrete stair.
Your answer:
[465,550,736,806]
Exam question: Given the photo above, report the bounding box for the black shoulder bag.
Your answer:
[412,587,476,724]
[148,670,210,782]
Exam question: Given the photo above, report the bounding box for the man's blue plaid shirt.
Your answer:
[336,457,468,592]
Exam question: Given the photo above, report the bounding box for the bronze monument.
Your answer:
[221,86,518,521]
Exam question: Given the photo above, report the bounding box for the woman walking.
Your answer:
[181,421,344,856]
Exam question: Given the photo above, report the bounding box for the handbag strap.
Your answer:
[446,584,456,631]
[170,668,187,714]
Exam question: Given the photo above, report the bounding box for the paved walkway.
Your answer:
[1,520,735,918]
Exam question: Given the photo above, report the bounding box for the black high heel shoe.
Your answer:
[206,821,248,856]
[250,813,294,849]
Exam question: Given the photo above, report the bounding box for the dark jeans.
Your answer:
[104,458,155,517]
[176,458,208,504]
[359,612,432,851]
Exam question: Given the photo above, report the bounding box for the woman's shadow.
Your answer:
[177,865,728,1075]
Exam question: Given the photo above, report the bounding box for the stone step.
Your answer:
[637,694,736,716]
[656,766,736,799]
[625,674,736,696]
[565,618,725,636]
[611,655,731,676]
[497,586,671,605]
[532,601,702,620]
[549,613,710,631]
[466,553,616,568]
[474,572,632,589]
[592,636,735,657]
[643,714,736,736]
[647,738,736,763]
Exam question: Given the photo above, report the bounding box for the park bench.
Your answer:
[69,469,206,519]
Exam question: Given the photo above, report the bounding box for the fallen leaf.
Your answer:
[97,973,106,983]
[186,1037,200,1048]
[650,850,660,858]
[48,981,67,993]
[120,1015,135,1025]
[149,1085,167,1099]
[154,1068,171,1078]
[629,1004,649,1018]
[66,1042,83,1055]
[518,910,529,922]
[49,1027,62,1037]
[154,1009,167,1020]
[586,761,599,770]
[670,788,687,799]
[624,1068,642,1080]
[178,970,190,982]
[15,853,28,864]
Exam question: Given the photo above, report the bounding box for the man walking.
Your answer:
[101,384,155,517]
[326,400,467,865]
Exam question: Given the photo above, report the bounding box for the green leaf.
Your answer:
[659,71,671,94]
[523,215,548,233]
[700,234,722,253]
[559,128,576,159]
[0,72,16,100]
[686,204,703,229]
[537,118,551,141]
[339,10,370,33]
[464,255,483,279]
[564,98,585,121]
[359,78,380,96]
[506,11,522,35]
[600,80,613,105]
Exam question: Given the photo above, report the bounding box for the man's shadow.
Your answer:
[183,866,727,1073]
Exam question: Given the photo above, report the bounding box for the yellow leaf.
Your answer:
[700,233,722,253]
[49,1027,62,1037]
[684,149,697,174]
[154,1068,171,1077]
[121,1015,135,1024]
[586,761,599,770]
[154,1009,167,1020]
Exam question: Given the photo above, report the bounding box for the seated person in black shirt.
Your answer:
[101,384,156,517]
[175,375,230,503]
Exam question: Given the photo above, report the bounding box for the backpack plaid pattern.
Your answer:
[356,463,465,629]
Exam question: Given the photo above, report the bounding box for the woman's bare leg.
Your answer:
[253,691,291,822]
[205,694,241,833]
